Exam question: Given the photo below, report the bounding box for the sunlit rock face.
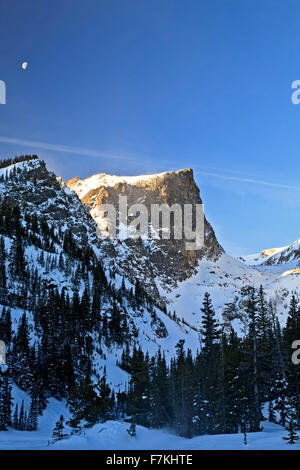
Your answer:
[67,168,223,297]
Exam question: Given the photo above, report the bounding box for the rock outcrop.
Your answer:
[67,168,223,296]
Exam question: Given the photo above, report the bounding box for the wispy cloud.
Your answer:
[0,136,129,161]
[1,136,299,193]
[195,170,300,192]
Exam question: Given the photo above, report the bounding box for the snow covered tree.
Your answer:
[9,233,26,279]
[245,287,261,432]
[13,403,19,429]
[50,415,68,443]
[0,370,12,430]
[128,347,150,427]
[268,401,276,423]
[0,308,12,345]
[0,237,6,301]
[18,400,25,431]
[201,292,220,357]
[199,293,221,434]
[283,398,299,445]
[127,418,136,438]
[273,375,288,427]
[12,313,33,391]
[27,396,38,431]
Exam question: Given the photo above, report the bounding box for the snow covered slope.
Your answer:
[0,383,297,450]
[238,239,300,268]
[0,409,297,450]
[238,247,288,266]
[0,382,296,450]
[48,420,300,450]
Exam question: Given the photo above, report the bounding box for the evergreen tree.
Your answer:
[27,396,38,431]
[274,375,288,427]
[268,401,276,423]
[245,287,261,432]
[128,347,150,427]
[127,418,136,438]
[201,292,220,357]
[283,398,300,444]
[18,400,25,431]
[50,415,68,443]
[199,293,220,434]
[0,370,12,430]
[0,237,6,300]
[13,403,19,429]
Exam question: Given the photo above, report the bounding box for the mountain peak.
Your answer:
[67,168,195,200]
[66,167,223,296]
[238,238,300,267]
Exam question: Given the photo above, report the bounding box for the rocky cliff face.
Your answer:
[0,157,100,249]
[67,168,223,297]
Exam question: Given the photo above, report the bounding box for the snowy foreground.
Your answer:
[0,419,299,451]
[0,393,299,450]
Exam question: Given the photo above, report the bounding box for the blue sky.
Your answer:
[1,0,300,255]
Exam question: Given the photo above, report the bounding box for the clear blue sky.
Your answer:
[1,0,300,255]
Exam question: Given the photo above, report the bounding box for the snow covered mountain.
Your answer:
[2,157,298,344]
[1,155,300,448]
[66,169,223,301]
[238,239,300,268]
[66,167,300,331]
[0,157,206,379]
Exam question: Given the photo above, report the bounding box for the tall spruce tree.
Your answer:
[283,398,300,445]
[245,287,261,432]
[200,292,220,434]
[50,415,68,443]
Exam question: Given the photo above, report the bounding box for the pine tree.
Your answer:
[27,396,38,431]
[50,415,68,443]
[12,313,33,390]
[268,401,276,423]
[285,296,300,340]
[0,237,6,300]
[9,233,26,279]
[256,285,272,343]
[127,418,136,438]
[200,293,220,434]
[3,374,12,427]
[18,400,25,431]
[0,371,12,430]
[109,302,123,344]
[13,403,19,429]
[283,398,300,444]
[201,292,220,357]
[274,375,288,427]
[128,347,150,427]
[245,287,261,432]
[256,286,275,403]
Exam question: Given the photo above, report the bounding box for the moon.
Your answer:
[22,62,28,70]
